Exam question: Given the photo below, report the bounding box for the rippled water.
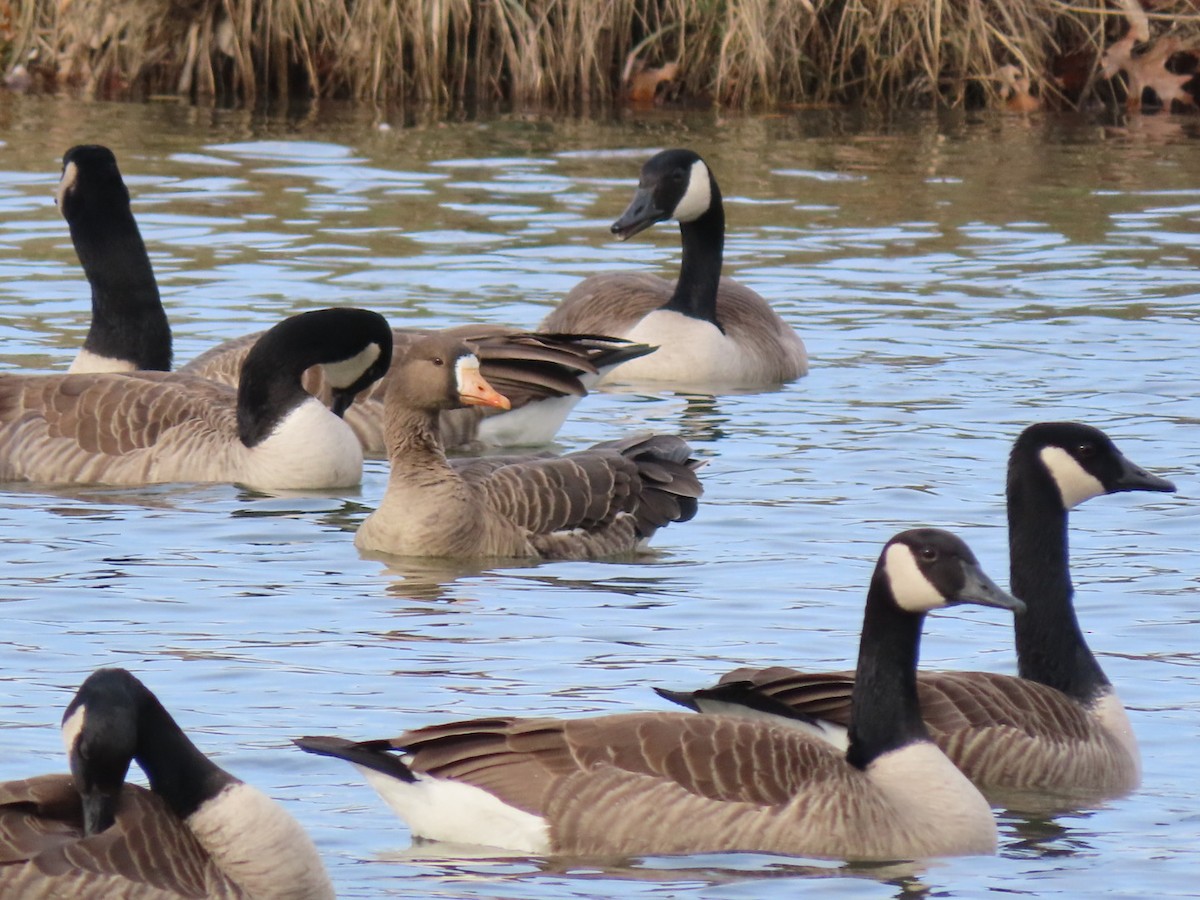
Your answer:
[0,95,1197,898]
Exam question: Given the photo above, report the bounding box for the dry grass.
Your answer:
[3,0,1199,109]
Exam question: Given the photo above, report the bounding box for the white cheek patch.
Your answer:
[1040,446,1106,509]
[56,161,79,208]
[61,705,86,756]
[885,543,946,613]
[454,354,482,389]
[322,342,383,389]
[672,160,712,222]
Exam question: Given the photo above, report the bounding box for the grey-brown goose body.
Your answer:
[298,530,1022,859]
[539,148,806,387]
[354,333,703,559]
[0,668,333,899]
[658,422,1175,801]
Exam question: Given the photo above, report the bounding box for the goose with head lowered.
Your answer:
[297,530,1021,859]
[0,306,391,490]
[539,147,808,388]
[658,422,1175,802]
[0,667,334,899]
[55,143,654,452]
[354,332,703,559]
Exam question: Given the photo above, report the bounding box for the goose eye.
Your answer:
[1075,442,1096,459]
[431,357,444,367]
[919,546,938,562]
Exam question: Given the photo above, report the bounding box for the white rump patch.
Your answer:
[69,349,139,374]
[61,705,86,755]
[672,160,712,222]
[56,160,78,208]
[884,543,946,613]
[322,342,383,389]
[359,766,550,854]
[1039,446,1105,509]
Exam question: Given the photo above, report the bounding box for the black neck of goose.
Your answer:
[236,334,317,448]
[133,687,234,821]
[1009,471,1110,703]
[70,207,172,371]
[664,179,724,330]
[845,572,930,769]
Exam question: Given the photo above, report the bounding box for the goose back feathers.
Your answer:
[539,148,807,387]
[354,333,703,559]
[658,423,1175,800]
[298,530,1021,859]
[0,307,391,490]
[0,668,333,899]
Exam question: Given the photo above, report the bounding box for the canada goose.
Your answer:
[538,148,808,387]
[0,306,391,490]
[54,143,653,452]
[297,529,1022,859]
[353,333,703,559]
[0,667,334,899]
[658,422,1175,800]
[56,144,171,373]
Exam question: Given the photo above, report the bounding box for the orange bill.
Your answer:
[457,361,511,410]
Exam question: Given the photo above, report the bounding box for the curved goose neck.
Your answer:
[665,175,725,330]
[1008,470,1110,702]
[132,686,232,820]
[70,203,171,371]
[845,571,930,769]
[384,402,450,476]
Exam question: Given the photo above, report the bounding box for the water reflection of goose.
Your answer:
[297,530,1020,860]
[540,148,808,388]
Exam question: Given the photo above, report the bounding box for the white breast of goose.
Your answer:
[67,349,140,375]
[1092,689,1141,779]
[866,742,997,856]
[238,398,363,490]
[186,782,335,900]
[360,767,551,853]
[604,309,767,386]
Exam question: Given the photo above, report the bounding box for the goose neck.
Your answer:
[133,689,230,821]
[666,186,725,328]
[384,405,450,472]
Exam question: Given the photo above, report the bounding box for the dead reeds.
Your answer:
[3,0,1199,111]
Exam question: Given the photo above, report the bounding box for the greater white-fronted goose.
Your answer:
[0,668,334,899]
[658,422,1175,800]
[353,333,703,559]
[539,148,808,387]
[55,144,653,452]
[297,529,1022,859]
[0,307,391,490]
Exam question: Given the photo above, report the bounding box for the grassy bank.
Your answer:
[3,1,1198,110]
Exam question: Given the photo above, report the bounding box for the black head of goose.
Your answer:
[0,306,391,490]
[657,422,1175,800]
[0,668,334,899]
[356,332,703,559]
[299,529,1020,860]
[56,144,172,374]
[538,147,807,387]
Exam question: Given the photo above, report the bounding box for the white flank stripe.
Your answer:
[1039,446,1106,509]
[884,543,946,613]
[672,160,712,222]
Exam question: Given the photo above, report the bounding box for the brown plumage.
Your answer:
[182,326,652,453]
[354,333,703,559]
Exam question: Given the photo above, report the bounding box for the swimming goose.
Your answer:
[297,529,1022,859]
[353,333,703,559]
[55,143,653,452]
[56,144,172,373]
[538,148,808,387]
[0,667,333,899]
[0,306,391,490]
[658,422,1175,800]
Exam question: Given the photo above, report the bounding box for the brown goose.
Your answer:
[0,668,333,899]
[55,144,653,452]
[297,529,1022,859]
[658,423,1176,801]
[0,307,391,490]
[539,148,807,387]
[353,333,703,559]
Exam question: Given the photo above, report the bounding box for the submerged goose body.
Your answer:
[659,423,1175,800]
[540,148,807,388]
[0,307,391,490]
[353,333,703,560]
[56,144,651,452]
[298,530,1021,859]
[0,668,333,899]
